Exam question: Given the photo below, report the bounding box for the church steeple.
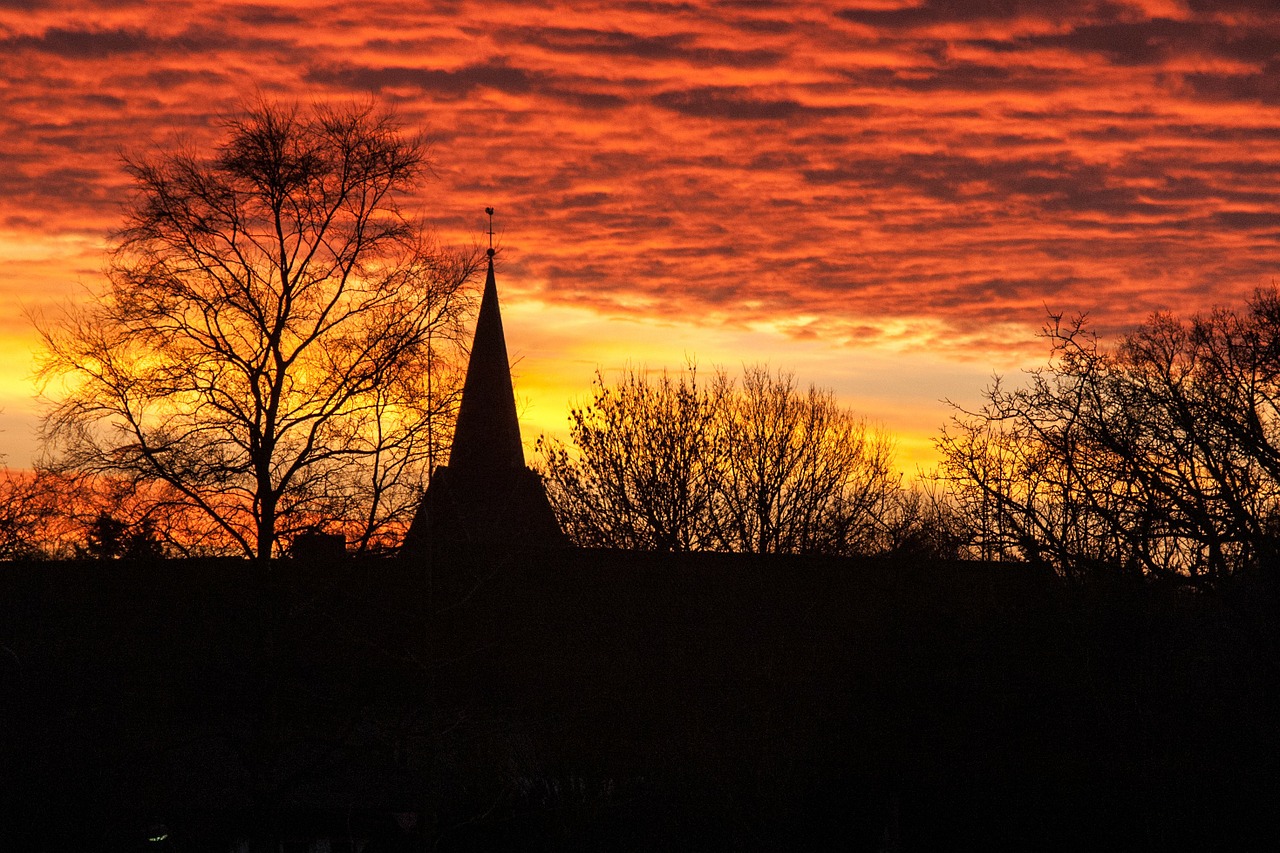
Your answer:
[403,209,564,556]
[447,248,525,473]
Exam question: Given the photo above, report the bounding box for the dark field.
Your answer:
[2,551,1277,850]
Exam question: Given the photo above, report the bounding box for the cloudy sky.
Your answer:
[3,0,1280,469]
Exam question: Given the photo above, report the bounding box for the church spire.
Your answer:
[403,209,564,555]
[446,242,525,472]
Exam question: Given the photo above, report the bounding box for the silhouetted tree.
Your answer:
[80,512,127,559]
[939,290,1280,584]
[880,477,967,560]
[538,364,727,550]
[538,364,904,555]
[0,469,65,559]
[78,511,166,560]
[37,100,478,560]
[714,366,899,555]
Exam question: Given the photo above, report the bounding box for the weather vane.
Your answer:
[485,206,495,257]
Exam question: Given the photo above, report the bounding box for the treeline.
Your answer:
[0,471,164,560]
[533,288,1280,593]
[536,364,956,558]
[19,284,1280,591]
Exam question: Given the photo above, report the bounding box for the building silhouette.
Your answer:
[403,246,563,554]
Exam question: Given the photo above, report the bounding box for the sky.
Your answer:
[3,0,1280,472]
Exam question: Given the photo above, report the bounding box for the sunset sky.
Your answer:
[3,0,1280,472]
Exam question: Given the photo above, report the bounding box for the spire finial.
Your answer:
[485,206,495,258]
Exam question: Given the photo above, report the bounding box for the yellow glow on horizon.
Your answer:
[504,297,1001,477]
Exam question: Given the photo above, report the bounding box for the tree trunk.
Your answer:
[257,492,277,564]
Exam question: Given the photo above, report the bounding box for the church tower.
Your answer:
[403,219,564,554]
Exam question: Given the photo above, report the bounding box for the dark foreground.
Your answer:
[2,550,1277,850]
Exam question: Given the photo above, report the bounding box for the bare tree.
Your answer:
[537,363,903,556]
[879,476,967,560]
[938,291,1280,585]
[0,469,69,560]
[537,364,726,551]
[36,101,478,561]
[714,366,899,555]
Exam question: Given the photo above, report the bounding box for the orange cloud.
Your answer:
[3,0,1280,469]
